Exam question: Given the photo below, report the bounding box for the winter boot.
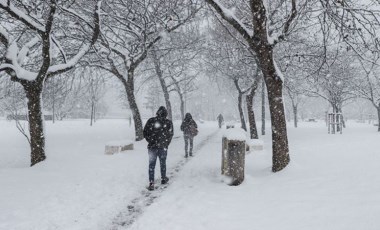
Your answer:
[147,182,155,191]
[161,177,169,185]
[189,152,193,157]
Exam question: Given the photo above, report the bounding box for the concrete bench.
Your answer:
[226,124,235,129]
[105,140,134,155]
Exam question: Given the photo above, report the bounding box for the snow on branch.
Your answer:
[267,0,297,45]
[51,36,67,63]
[18,36,40,64]
[0,25,9,47]
[1,41,38,81]
[0,1,102,81]
[205,0,253,41]
[59,5,94,29]
[47,0,102,77]
[48,43,92,74]
[0,0,45,33]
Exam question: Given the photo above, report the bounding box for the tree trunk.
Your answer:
[205,0,290,172]
[254,45,289,172]
[159,79,172,120]
[125,69,144,141]
[261,79,266,136]
[377,104,380,132]
[151,48,173,120]
[333,104,342,133]
[93,104,96,123]
[25,83,46,166]
[90,101,94,126]
[179,93,185,121]
[293,105,298,128]
[52,91,55,124]
[52,78,56,124]
[246,87,258,139]
[338,106,345,129]
[238,93,247,131]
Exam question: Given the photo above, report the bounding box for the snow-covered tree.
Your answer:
[89,0,201,140]
[82,68,106,126]
[0,0,101,166]
[354,56,380,132]
[149,22,203,121]
[205,0,301,171]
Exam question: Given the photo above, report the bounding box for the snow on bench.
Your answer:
[105,140,134,155]
[246,139,264,152]
[225,123,235,129]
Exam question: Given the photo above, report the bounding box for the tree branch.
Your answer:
[205,0,252,42]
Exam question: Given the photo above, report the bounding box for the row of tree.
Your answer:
[1,0,380,173]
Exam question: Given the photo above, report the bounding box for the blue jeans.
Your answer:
[148,148,167,183]
[184,135,193,156]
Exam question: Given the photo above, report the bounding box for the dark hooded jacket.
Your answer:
[180,113,198,137]
[143,106,174,149]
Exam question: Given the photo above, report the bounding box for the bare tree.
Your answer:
[204,0,301,171]
[169,70,198,120]
[43,73,75,123]
[246,72,261,139]
[150,46,173,120]
[0,79,30,142]
[149,23,203,120]
[0,0,101,166]
[82,68,106,126]
[284,81,305,128]
[205,19,262,134]
[355,56,380,131]
[306,53,358,132]
[261,79,266,135]
[89,0,201,140]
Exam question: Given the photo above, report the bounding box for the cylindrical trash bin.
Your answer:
[221,133,246,186]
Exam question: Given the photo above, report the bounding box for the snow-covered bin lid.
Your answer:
[223,128,246,141]
[246,139,264,146]
[106,140,134,146]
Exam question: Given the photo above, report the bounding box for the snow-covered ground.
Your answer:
[0,119,216,230]
[1,119,380,230]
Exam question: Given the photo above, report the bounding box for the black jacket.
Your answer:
[180,113,198,136]
[143,106,174,149]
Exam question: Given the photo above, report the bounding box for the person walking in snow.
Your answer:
[143,106,174,191]
[217,113,224,128]
[180,113,198,158]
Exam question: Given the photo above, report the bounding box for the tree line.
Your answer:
[1,0,380,172]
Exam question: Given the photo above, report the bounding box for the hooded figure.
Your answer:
[143,106,174,190]
[180,113,198,157]
[217,114,224,128]
[144,106,173,149]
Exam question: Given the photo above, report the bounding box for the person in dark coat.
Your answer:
[217,114,224,128]
[180,113,198,158]
[143,106,174,190]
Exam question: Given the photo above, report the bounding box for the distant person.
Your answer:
[217,114,224,128]
[143,106,174,191]
[180,113,198,158]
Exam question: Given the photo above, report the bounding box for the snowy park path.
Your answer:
[126,123,380,230]
[2,121,380,230]
[109,130,220,229]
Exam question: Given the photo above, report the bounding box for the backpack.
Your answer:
[190,124,198,137]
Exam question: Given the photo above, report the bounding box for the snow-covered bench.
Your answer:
[105,140,134,155]
[225,123,235,129]
[246,139,264,153]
